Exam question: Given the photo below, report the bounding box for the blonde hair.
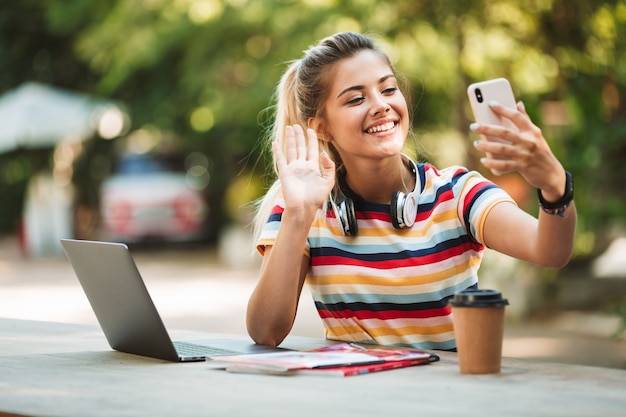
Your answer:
[253,32,410,245]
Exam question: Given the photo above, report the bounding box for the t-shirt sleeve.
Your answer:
[453,169,516,246]
[256,192,314,258]
[256,197,284,256]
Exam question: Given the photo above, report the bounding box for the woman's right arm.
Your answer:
[246,125,335,346]
[246,225,311,346]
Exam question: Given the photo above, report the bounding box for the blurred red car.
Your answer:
[99,153,209,243]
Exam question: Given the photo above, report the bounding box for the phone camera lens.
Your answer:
[475,88,483,103]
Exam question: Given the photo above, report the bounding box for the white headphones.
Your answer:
[329,154,421,236]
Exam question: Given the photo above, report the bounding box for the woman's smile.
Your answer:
[366,119,398,135]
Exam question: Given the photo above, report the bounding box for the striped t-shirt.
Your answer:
[257,163,515,350]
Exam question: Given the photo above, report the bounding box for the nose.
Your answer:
[370,94,390,116]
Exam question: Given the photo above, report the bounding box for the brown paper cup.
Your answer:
[449,289,508,374]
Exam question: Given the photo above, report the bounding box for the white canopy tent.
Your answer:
[0,82,126,153]
[0,82,128,256]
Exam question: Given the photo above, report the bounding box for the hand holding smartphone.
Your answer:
[467,78,518,144]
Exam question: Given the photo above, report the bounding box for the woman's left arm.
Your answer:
[482,200,575,268]
[472,101,576,267]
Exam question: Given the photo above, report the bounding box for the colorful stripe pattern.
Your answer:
[258,164,514,350]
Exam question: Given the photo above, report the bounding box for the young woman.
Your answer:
[246,32,576,350]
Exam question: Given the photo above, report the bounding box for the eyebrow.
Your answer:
[336,74,396,99]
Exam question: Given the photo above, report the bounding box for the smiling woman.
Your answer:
[245,32,576,350]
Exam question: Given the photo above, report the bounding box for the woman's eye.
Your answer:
[347,97,365,105]
[382,87,398,95]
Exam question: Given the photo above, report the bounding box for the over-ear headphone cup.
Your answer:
[332,197,358,236]
[402,193,417,228]
[390,191,404,229]
[343,198,358,236]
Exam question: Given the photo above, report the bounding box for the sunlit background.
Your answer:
[0,0,625,367]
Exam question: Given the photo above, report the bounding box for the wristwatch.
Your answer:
[537,171,573,218]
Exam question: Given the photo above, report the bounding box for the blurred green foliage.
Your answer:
[1,0,625,258]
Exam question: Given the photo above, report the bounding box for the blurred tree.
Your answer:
[0,0,624,262]
[0,0,102,234]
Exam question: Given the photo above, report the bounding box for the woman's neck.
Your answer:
[342,156,415,204]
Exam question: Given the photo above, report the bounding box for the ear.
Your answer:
[308,117,331,142]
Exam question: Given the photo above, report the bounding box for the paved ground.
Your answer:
[1,236,624,369]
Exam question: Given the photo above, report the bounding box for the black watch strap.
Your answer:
[537,171,573,217]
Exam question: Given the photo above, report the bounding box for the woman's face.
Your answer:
[313,50,409,164]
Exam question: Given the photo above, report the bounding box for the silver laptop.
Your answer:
[61,239,284,362]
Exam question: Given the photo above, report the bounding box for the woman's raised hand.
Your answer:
[471,101,566,200]
[272,125,336,213]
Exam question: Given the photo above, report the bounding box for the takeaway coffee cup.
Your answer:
[449,288,509,374]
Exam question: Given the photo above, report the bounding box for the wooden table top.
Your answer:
[1,317,625,417]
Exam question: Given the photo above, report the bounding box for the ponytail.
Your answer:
[251,61,303,248]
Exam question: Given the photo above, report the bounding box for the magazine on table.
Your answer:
[207,342,440,377]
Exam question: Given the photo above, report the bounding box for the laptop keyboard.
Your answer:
[173,341,237,357]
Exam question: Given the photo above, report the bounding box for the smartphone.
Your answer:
[467,78,518,144]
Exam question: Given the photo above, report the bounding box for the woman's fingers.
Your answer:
[306,127,319,161]
[282,124,318,162]
[471,101,565,189]
[488,101,533,132]
[293,124,308,160]
[275,125,327,176]
[284,125,297,162]
[473,137,519,158]
[477,155,517,175]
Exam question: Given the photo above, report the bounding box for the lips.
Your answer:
[366,121,396,134]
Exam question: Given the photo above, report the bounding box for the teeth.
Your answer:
[367,122,395,133]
